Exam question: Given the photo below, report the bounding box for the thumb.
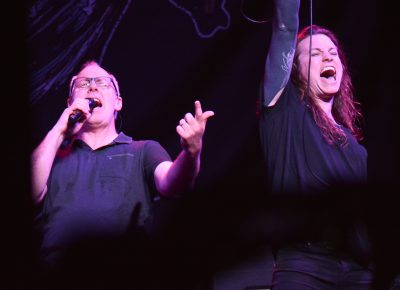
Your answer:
[201,111,215,121]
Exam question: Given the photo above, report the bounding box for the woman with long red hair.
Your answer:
[259,0,374,288]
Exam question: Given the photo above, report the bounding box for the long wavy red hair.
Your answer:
[291,25,363,145]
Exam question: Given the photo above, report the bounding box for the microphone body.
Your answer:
[68,98,101,127]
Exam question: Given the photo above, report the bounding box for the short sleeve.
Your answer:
[142,140,171,185]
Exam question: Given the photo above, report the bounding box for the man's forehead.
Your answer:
[77,64,109,77]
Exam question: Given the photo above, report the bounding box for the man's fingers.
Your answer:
[184,113,195,124]
[70,98,91,115]
[179,101,213,133]
[194,100,203,118]
[176,125,185,136]
[176,125,191,139]
[194,100,214,122]
[201,111,215,121]
[179,119,194,134]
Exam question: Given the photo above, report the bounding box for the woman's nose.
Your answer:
[322,52,333,61]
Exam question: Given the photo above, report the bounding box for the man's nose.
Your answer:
[89,79,98,89]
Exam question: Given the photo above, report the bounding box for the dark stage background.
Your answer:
[5,0,399,289]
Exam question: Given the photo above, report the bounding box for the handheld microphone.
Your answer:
[67,98,102,127]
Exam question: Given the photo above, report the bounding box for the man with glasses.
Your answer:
[31,60,214,288]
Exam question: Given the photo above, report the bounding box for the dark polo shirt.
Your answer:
[40,132,171,263]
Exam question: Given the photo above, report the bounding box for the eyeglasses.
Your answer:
[70,76,119,95]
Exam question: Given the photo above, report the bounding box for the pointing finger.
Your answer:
[194,100,203,118]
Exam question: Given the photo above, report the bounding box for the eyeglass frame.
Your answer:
[69,76,119,97]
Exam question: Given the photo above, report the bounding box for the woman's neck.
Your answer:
[315,95,338,125]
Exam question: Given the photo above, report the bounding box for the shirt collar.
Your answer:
[69,132,132,149]
[113,132,132,144]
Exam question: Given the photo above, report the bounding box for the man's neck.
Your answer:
[77,125,119,150]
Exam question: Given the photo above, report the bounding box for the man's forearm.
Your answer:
[155,150,200,197]
[31,128,64,202]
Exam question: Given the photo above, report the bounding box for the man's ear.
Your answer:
[67,97,72,107]
[115,96,122,112]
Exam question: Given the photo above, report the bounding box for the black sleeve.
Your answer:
[142,140,172,187]
[262,0,300,107]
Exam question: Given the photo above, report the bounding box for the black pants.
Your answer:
[272,242,374,290]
